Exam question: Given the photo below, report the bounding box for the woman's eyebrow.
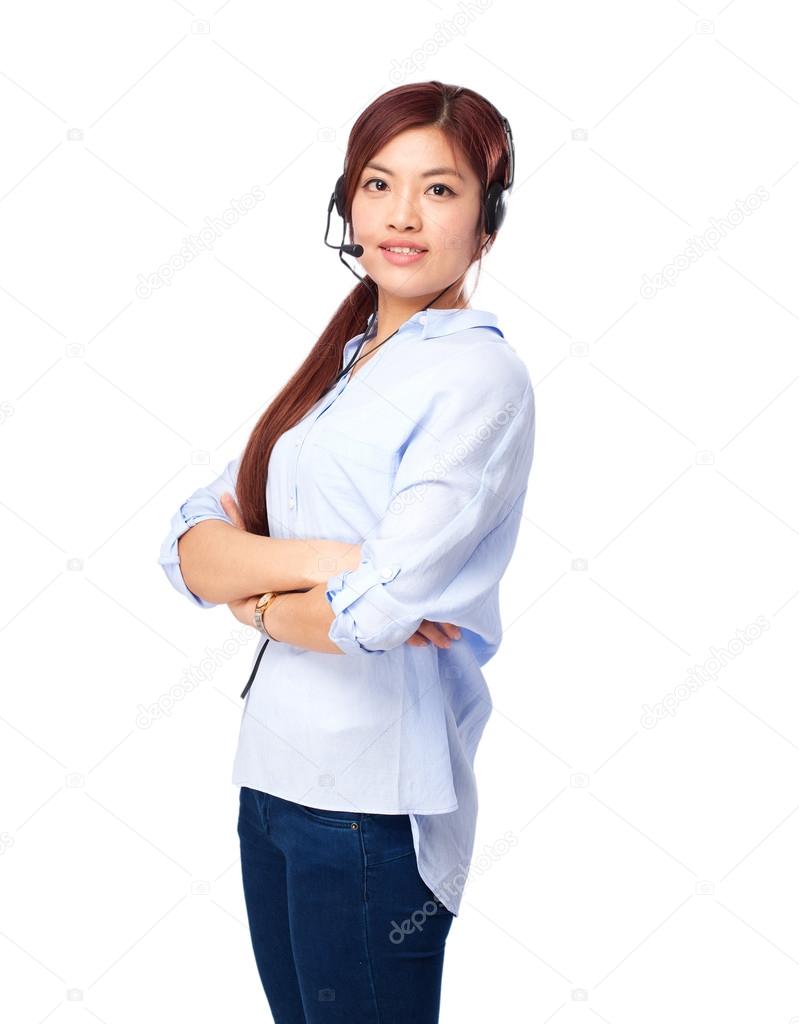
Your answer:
[364,162,464,180]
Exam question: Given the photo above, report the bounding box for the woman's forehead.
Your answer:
[368,127,473,178]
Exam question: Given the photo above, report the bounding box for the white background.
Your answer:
[1,0,798,1021]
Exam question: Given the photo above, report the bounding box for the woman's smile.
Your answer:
[379,245,429,266]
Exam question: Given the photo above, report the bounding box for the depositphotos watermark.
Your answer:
[640,186,769,298]
[135,185,265,298]
[388,829,518,943]
[388,0,493,82]
[387,398,521,517]
[640,614,770,728]
[136,626,254,727]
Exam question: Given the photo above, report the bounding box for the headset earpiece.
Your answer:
[333,174,346,219]
[483,181,507,236]
[483,113,514,237]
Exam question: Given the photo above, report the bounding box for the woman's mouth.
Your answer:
[379,245,428,266]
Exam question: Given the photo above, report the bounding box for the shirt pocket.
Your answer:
[306,426,400,524]
[315,426,400,476]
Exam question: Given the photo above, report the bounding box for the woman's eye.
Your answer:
[361,178,455,197]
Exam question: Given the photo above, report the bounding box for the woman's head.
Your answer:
[349,124,488,308]
[341,81,512,310]
[234,81,513,536]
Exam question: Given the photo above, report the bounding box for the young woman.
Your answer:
[159,80,535,1023]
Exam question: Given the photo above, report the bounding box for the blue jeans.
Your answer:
[237,785,455,1023]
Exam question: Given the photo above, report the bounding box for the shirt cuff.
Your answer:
[325,559,406,654]
[158,505,227,609]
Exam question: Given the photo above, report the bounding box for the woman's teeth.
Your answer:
[383,246,425,254]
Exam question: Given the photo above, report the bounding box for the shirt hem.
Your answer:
[410,848,461,917]
[231,774,458,816]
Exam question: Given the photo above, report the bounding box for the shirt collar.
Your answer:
[407,306,502,340]
[342,307,502,367]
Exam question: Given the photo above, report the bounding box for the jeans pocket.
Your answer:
[297,803,362,829]
[364,812,417,864]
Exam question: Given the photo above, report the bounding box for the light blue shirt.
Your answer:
[158,306,535,915]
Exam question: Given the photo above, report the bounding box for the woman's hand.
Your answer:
[406,621,462,649]
[228,593,259,628]
[221,491,245,530]
[220,490,461,649]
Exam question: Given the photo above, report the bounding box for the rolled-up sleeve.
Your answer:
[325,360,535,657]
[158,456,240,608]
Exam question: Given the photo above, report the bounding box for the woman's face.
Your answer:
[350,125,488,304]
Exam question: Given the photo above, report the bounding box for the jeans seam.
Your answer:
[359,825,382,1023]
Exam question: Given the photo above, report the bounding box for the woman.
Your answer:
[159,80,535,1023]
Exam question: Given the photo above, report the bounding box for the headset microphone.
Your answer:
[335,241,363,257]
[327,241,363,257]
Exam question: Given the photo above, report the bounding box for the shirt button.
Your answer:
[295,440,301,447]
[380,566,394,580]
[419,313,427,324]
[288,497,296,509]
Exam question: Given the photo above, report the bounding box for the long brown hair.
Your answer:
[236,80,513,536]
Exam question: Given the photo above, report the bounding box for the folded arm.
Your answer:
[263,359,536,660]
[158,455,359,607]
[325,365,535,661]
